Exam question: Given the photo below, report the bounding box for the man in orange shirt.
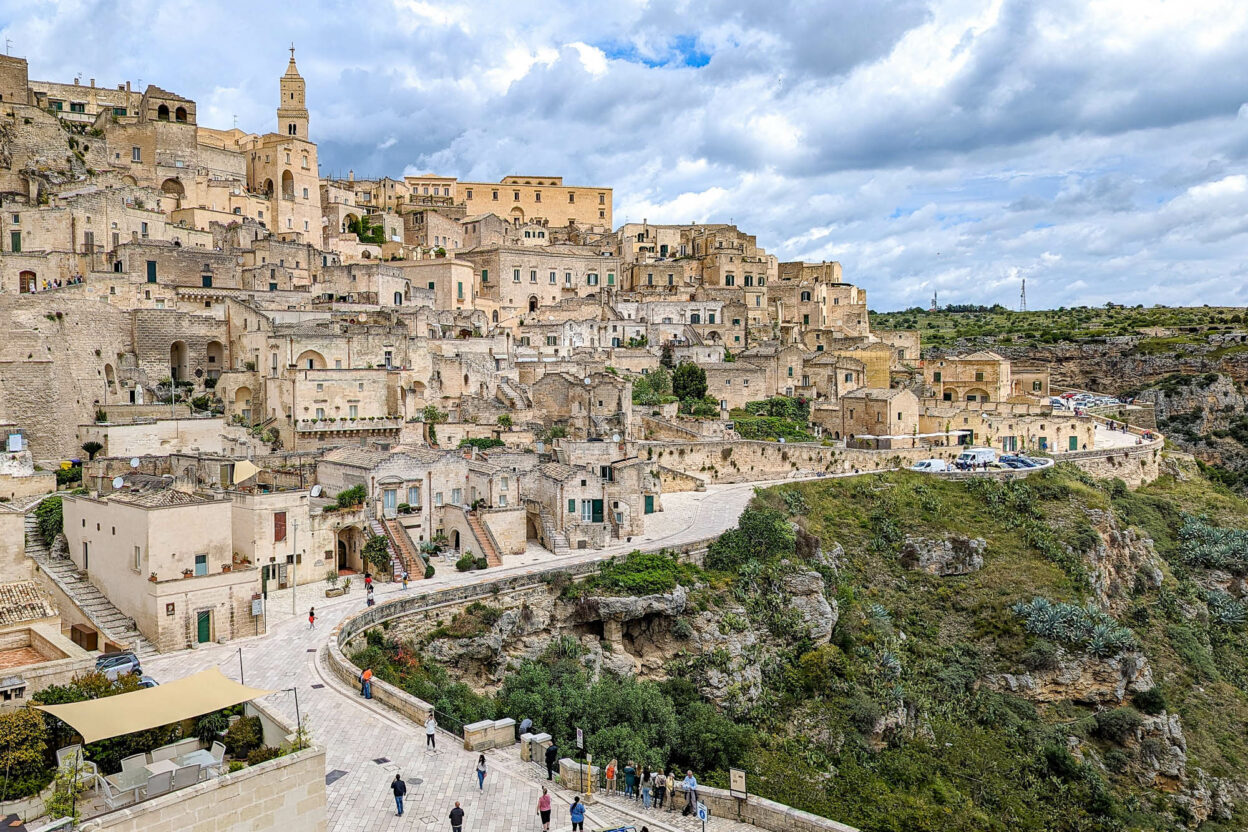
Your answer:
[361,668,373,699]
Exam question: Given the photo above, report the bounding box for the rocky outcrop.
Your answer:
[781,569,838,644]
[579,586,688,622]
[988,650,1153,705]
[1134,712,1188,789]
[899,535,985,576]
[1084,509,1164,611]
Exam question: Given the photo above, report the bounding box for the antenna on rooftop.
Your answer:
[930,290,939,312]
[5,39,12,56]
[1019,278,1028,312]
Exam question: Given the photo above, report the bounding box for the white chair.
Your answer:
[170,738,199,758]
[171,764,199,790]
[150,744,178,763]
[144,770,173,798]
[208,742,226,775]
[55,744,99,790]
[99,776,134,810]
[120,753,147,773]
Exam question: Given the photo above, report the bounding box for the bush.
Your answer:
[1132,687,1167,715]
[456,553,477,572]
[194,712,229,745]
[1042,744,1083,781]
[0,708,49,799]
[671,617,693,640]
[1020,640,1061,672]
[335,484,367,510]
[1093,707,1143,744]
[1103,748,1130,773]
[55,465,82,487]
[475,556,489,570]
[224,716,263,758]
[458,437,505,450]
[363,536,392,572]
[246,746,281,766]
[424,563,435,580]
[847,692,881,734]
[34,496,63,544]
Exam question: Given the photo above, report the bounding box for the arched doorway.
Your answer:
[160,178,185,205]
[104,364,117,393]
[509,207,525,224]
[19,270,36,293]
[451,529,461,552]
[295,350,326,370]
[263,179,274,197]
[206,340,224,378]
[157,104,170,121]
[394,291,403,306]
[234,386,253,422]
[169,341,188,382]
[528,296,538,313]
[281,170,295,200]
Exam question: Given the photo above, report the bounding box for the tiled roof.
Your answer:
[841,387,910,401]
[0,581,56,627]
[534,462,581,482]
[112,488,206,508]
[321,446,393,468]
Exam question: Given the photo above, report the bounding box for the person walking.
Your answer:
[544,741,558,781]
[401,570,409,590]
[653,769,666,810]
[360,668,373,699]
[425,714,438,750]
[605,759,617,794]
[641,767,652,808]
[390,773,407,816]
[623,761,636,798]
[682,770,699,815]
[449,801,465,832]
[308,607,315,629]
[569,795,586,831]
[666,770,676,811]
[475,754,487,790]
[537,786,552,832]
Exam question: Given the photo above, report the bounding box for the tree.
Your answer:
[363,535,392,572]
[672,362,707,402]
[660,343,675,369]
[497,414,513,429]
[80,441,103,460]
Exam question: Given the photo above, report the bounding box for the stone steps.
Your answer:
[24,503,157,658]
[466,513,501,567]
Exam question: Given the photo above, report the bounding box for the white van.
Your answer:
[955,448,997,469]
[909,459,950,473]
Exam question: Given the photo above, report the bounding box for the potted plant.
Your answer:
[222,563,231,573]
[181,567,194,578]
[149,572,158,582]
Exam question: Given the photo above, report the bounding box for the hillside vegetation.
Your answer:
[356,463,1248,831]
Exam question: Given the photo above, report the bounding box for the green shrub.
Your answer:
[224,716,263,758]
[363,536,392,572]
[1103,748,1130,773]
[456,553,476,572]
[1093,707,1143,744]
[424,563,435,580]
[1020,639,1061,672]
[458,437,505,450]
[846,692,881,734]
[671,617,693,640]
[34,496,63,544]
[475,556,489,570]
[0,708,50,799]
[194,712,229,744]
[334,484,367,509]
[1132,687,1167,715]
[246,746,281,766]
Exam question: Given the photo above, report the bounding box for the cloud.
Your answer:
[4,0,1248,308]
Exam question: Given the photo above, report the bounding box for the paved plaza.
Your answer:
[144,479,794,831]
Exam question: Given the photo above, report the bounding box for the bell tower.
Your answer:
[277,45,309,139]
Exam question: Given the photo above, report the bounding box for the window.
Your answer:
[787,366,794,377]
[549,271,556,284]
[492,190,499,201]
[302,188,309,199]
[845,372,853,382]
[482,269,489,283]
[568,499,576,513]
[113,107,126,116]
[513,269,521,283]
[8,231,19,253]
[452,488,462,505]
[535,191,541,202]
[744,275,754,287]
[975,371,985,382]
[546,335,557,346]
[565,272,572,285]
[1033,380,1043,392]
[316,383,324,392]
[131,146,141,162]
[349,405,358,419]
[803,314,809,325]
[599,210,605,219]
[316,407,325,419]
[513,191,520,201]
[133,546,142,571]
[743,378,749,386]
[530,270,537,283]
[500,476,509,490]
[194,554,208,576]
[466,189,473,199]
[140,222,149,237]
[598,193,605,205]
[725,275,735,286]
[569,193,575,203]
[801,291,812,302]
[607,273,615,286]
[70,101,85,113]
[146,260,157,282]
[274,511,287,542]
[499,494,508,506]
[587,274,599,286]
[732,318,741,326]
[407,485,420,505]
[933,371,941,382]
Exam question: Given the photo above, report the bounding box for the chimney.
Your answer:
[348,169,354,183]
[117,84,124,91]
[125,81,131,92]
[90,78,95,87]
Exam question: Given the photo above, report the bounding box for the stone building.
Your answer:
[838,387,920,445]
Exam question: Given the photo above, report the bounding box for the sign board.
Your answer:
[6,433,21,452]
[697,802,709,822]
[251,598,264,617]
[729,767,747,797]
[575,727,583,749]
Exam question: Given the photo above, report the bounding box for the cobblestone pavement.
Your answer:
[143,478,816,831]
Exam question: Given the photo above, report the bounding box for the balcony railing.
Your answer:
[296,417,402,433]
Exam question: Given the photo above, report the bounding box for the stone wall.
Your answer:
[78,745,327,832]
[671,782,859,832]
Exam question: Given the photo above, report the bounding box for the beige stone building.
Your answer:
[838,387,920,446]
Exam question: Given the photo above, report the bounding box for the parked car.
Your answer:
[955,448,998,469]
[96,652,141,680]
[910,459,950,473]
[1000,455,1039,469]
[138,675,159,688]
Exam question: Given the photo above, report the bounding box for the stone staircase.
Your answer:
[381,517,421,579]
[24,510,157,658]
[538,511,570,555]
[466,512,502,567]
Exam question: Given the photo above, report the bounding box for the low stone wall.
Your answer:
[78,745,327,832]
[463,718,516,751]
[672,783,859,832]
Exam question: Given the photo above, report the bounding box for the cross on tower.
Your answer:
[290,43,296,59]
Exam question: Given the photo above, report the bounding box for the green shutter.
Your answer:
[568,499,576,513]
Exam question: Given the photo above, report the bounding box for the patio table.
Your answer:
[175,750,217,769]
[107,768,148,801]
[146,759,178,776]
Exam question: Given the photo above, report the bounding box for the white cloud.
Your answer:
[4,0,1248,308]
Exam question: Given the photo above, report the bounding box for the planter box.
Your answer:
[325,587,346,598]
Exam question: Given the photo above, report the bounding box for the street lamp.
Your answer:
[282,687,302,738]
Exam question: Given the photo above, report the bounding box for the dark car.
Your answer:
[96,652,142,680]
[1000,455,1038,469]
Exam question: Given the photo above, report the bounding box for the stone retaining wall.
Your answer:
[671,783,859,832]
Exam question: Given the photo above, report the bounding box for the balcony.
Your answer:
[296,417,402,433]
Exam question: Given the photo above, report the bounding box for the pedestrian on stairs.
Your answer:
[308,607,315,629]
[537,787,552,832]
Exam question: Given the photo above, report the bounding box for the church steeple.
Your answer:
[277,45,309,139]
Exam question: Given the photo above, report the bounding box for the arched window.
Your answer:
[157,104,170,121]
[800,291,811,302]
[174,106,188,123]
[288,123,297,135]
[394,291,403,306]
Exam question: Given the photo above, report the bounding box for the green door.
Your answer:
[1069,436,1079,451]
[196,611,211,643]
[590,500,604,524]
[644,495,655,515]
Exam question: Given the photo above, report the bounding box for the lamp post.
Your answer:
[282,687,302,739]
[237,646,244,685]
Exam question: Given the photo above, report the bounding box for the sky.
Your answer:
[5,0,1248,310]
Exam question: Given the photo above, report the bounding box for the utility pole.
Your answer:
[290,520,299,615]
[1019,278,1028,312]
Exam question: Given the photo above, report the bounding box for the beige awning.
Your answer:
[232,459,260,485]
[35,668,275,744]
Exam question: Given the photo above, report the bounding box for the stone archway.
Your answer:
[295,350,326,370]
[170,340,188,382]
